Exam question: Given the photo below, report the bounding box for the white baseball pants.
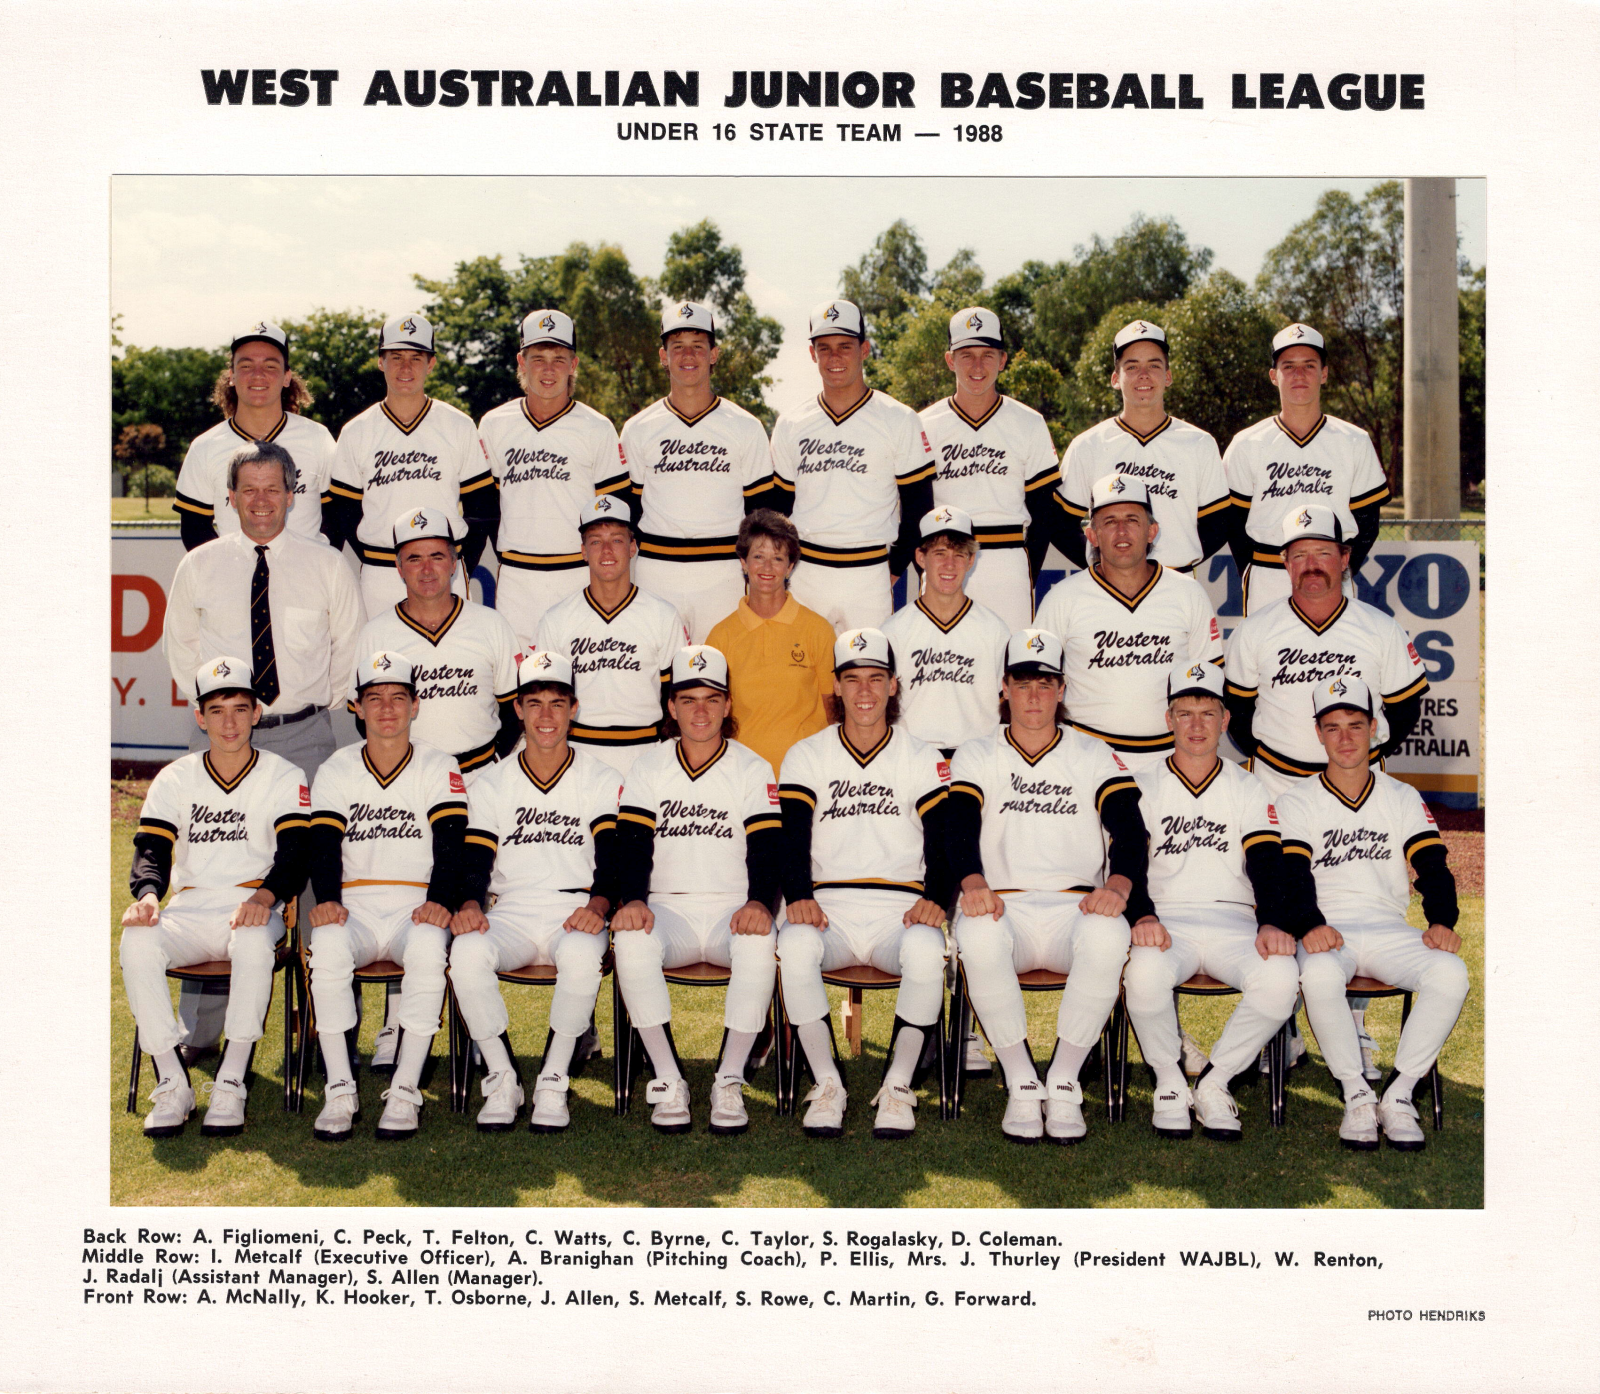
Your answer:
[789,560,892,633]
[958,547,1034,632]
[612,892,777,1033]
[632,556,744,644]
[307,886,449,1037]
[493,565,587,651]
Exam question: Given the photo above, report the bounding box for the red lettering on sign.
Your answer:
[171,681,189,708]
[112,676,137,706]
[112,575,166,652]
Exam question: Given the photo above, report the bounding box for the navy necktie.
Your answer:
[251,545,280,707]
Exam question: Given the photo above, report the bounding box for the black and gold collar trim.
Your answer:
[1089,561,1162,612]
[522,398,575,432]
[1115,414,1172,446]
[363,744,414,789]
[914,596,972,634]
[381,396,433,435]
[1005,726,1062,767]
[665,394,721,428]
[1319,769,1374,811]
[1289,595,1348,636]
[818,387,872,426]
[950,394,1003,430]
[520,747,573,793]
[584,584,637,623]
[838,725,892,767]
[229,414,287,444]
[1274,413,1327,449]
[676,738,728,781]
[1167,754,1222,798]
[396,595,463,646]
[203,747,259,793]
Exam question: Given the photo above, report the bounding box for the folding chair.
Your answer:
[1346,975,1445,1130]
[291,956,441,1111]
[1166,974,1294,1127]
[774,963,950,1120]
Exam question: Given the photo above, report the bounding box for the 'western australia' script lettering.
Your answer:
[503,446,572,485]
[821,777,899,820]
[187,804,249,844]
[797,438,869,476]
[997,772,1077,817]
[656,439,731,474]
[1315,825,1391,869]
[937,442,1008,479]
[1259,460,1333,500]
[1112,459,1178,500]
[370,449,443,490]
[1088,629,1174,669]
[412,662,480,701]
[505,805,584,848]
[1155,812,1230,857]
[657,798,734,841]
[346,802,423,841]
[570,635,642,674]
[906,646,976,688]
[1271,646,1360,687]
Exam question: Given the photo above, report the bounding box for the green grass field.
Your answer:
[113,497,178,522]
[110,789,1483,1210]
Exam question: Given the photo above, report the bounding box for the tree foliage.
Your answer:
[1458,264,1485,494]
[111,344,227,468]
[279,307,387,430]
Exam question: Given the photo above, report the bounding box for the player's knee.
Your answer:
[1122,947,1175,1012]
[898,925,945,984]
[610,928,663,974]
[228,926,276,974]
[1297,951,1346,998]
[1247,954,1301,1018]
[1077,917,1133,976]
[118,925,164,974]
[953,917,1010,974]
[553,933,605,981]
[730,931,777,969]
[1423,949,1470,1006]
[776,922,823,973]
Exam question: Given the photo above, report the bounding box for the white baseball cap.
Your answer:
[919,504,976,543]
[1313,675,1373,720]
[1272,322,1326,363]
[809,299,867,341]
[1167,658,1225,703]
[577,493,635,533]
[355,650,417,693]
[1090,471,1153,513]
[834,627,895,673]
[661,300,717,341]
[1113,318,1167,357]
[1005,629,1064,678]
[230,320,289,357]
[392,506,465,549]
[520,308,576,351]
[1281,504,1344,548]
[195,655,254,702]
[670,644,731,694]
[948,306,1003,351]
[380,313,435,354]
[517,649,576,694]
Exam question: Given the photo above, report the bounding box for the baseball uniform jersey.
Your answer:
[880,595,1009,751]
[175,413,336,548]
[1134,755,1280,912]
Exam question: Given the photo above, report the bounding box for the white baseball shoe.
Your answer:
[646,1076,692,1134]
[476,1070,524,1133]
[143,1075,195,1138]
[1193,1073,1242,1142]
[313,1079,360,1142]
[709,1074,750,1136]
[375,1082,424,1140]
[199,1075,248,1137]
[1378,1090,1426,1152]
[801,1077,847,1138]
[370,1024,399,1071]
[1001,1078,1045,1143]
[1180,1030,1210,1079]
[870,1082,918,1139]
[1151,1081,1194,1140]
[1044,1078,1087,1145]
[1339,1084,1380,1151]
[964,1032,991,1075]
[1357,1027,1382,1083]
[528,1070,571,1133]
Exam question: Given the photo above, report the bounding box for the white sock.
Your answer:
[1046,1039,1091,1088]
[542,1031,578,1078]
[637,1025,681,1082]
[478,1034,513,1078]
[152,1048,183,1084]
[993,1041,1037,1089]
[219,1039,252,1083]
[1151,1061,1187,1097]
[884,1026,924,1090]
[719,1028,758,1080]
[796,1020,842,1087]
[1387,1071,1423,1101]
[1350,1006,1368,1032]
[319,1031,353,1085]
[392,1029,433,1090]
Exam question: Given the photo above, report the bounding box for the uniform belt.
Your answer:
[570,722,662,746]
[497,549,585,572]
[973,527,1026,550]
[1068,720,1175,753]
[257,705,319,729]
[636,529,739,562]
[797,540,890,568]
[1248,549,1286,570]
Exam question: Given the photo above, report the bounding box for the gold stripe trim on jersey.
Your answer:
[583,583,638,623]
[1241,831,1281,851]
[362,744,414,789]
[228,414,287,445]
[394,595,464,645]
[1273,413,1327,448]
[464,833,498,853]
[1282,843,1312,859]
[458,471,497,494]
[772,475,796,493]
[742,473,778,499]
[203,747,259,794]
[637,534,739,561]
[1224,682,1258,699]
[499,549,585,570]
[896,462,937,487]
[328,480,364,502]
[1166,754,1222,797]
[1384,674,1430,704]
[1196,495,1233,518]
[520,398,576,432]
[1056,494,1089,519]
[744,816,782,835]
[915,787,948,817]
[380,396,434,435]
[913,595,972,634]
[664,394,722,428]
[778,785,816,809]
[173,494,214,516]
[1404,833,1445,861]
[1115,413,1172,446]
[591,815,617,836]
[950,779,984,806]
[136,822,177,842]
[1095,776,1138,812]
[274,815,311,832]
[817,386,872,427]
[838,725,892,768]
[1289,595,1348,636]
[519,747,574,793]
[428,801,469,823]
[618,809,657,829]
[1024,467,1062,492]
[813,877,924,896]
[1070,720,1175,752]
[949,393,1004,430]
[676,738,728,781]
[310,814,347,831]
[1087,560,1163,612]
[1004,725,1062,767]
[1318,770,1375,811]
[342,878,430,889]
[456,738,497,773]
[359,545,399,566]
[1349,482,1391,510]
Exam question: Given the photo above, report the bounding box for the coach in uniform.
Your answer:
[1223,323,1389,614]
[449,651,620,1133]
[770,299,936,632]
[477,309,628,643]
[175,320,336,550]
[610,646,783,1135]
[324,313,498,615]
[122,657,309,1137]
[1056,319,1230,576]
[619,301,780,643]
[948,630,1150,1143]
[1277,678,1468,1151]
[1034,473,1223,773]
[918,307,1064,628]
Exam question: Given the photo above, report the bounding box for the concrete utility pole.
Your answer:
[1403,177,1461,522]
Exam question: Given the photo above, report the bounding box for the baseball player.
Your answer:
[770,299,937,632]
[305,651,469,1142]
[121,657,309,1137]
[948,629,1151,1143]
[619,301,779,642]
[534,495,689,775]
[880,505,1009,756]
[1277,678,1468,1151]
[918,308,1065,628]
[478,309,629,642]
[1034,473,1224,772]
[704,509,836,777]
[1223,323,1390,614]
[175,320,336,550]
[775,627,954,1139]
[1122,660,1298,1141]
[448,651,621,1133]
[610,646,783,1134]
[323,313,498,615]
[1055,319,1231,575]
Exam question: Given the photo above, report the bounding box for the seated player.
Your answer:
[121,657,309,1137]
[305,651,468,1142]
[1278,678,1469,1152]
[449,651,621,1133]
[610,646,782,1135]
[1122,661,1298,1141]
[776,628,954,1140]
[948,629,1151,1143]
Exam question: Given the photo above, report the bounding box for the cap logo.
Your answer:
[1187,664,1205,682]
[1296,508,1313,529]
[539,313,556,332]
[212,660,231,677]
[678,303,695,319]
[401,317,417,335]
[254,322,269,335]
[1111,476,1126,494]
[1025,634,1045,654]
[1330,679,1346,696]
[966,312,983,330]
[934,507,954,525]
[824,304,841,323]
[534,652,553,670]
[689,651,707,672]
[376,655,392,672]
[594,496,614,512]
[1134,321,1148,333]
[848,633,868,652]
[1293,325,1306,339]
[410,511,428,529]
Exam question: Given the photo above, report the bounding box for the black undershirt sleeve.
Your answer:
[1227,501,1256,577]
[920,796,956,907]
[1243,839,1288,928]
[589,823,620,912]
[1224,688,1259,760]
[179,511,218,552]
[1349,500,1382,574]
[306,824,345,907]
[779,797,817,905]
[426,812,468,910]
[320,493,362,557]
[745,824,783,912]
[1379,692,1424,758]
[129,833,173,903]
[1056,498,1089,571]
[945,788,985,888]
[1276,852,1324,939]
[890,474,935,577]
[1099,784,1154,926]
[457,835,495,911]
[1410,844,1459,930]
[495,702,523,760]
[1197,505,1232,564]
[460,488,499,575]
[261,824,308,905]
[1025,488,1067,581]
[614,819,657,908]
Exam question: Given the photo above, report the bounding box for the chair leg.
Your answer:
[446,987,463,1114]
[612,973,628,1117]
[1430,1064,1444,1132]
[281,958,296,1113]
[844,988,863,1056]
[947,970,968,1122]
[127,1029,143,1114]
[936,1001,951,1120]
[1116,991,1130,1122]
[773,981,791,1116]
[1268,1019,1288,1127]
